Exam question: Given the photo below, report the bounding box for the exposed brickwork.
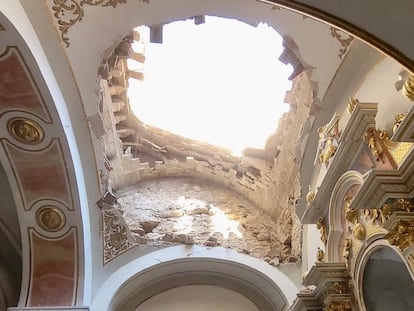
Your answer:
[97,36,315,262]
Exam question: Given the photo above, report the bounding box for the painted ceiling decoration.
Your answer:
[329,27,354,59]
[0,15,85,308]
[51,0,150,47]
[51,0,353,63]
[102,209,137,265]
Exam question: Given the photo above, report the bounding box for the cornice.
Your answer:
[348,148,414,210]
[392,105,414,143]
[302,103,378,223]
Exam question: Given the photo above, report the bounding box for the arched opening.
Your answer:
[95,247,297,311]
[362,247,414,311]
[135,285,259,311]
[98,13,307,266]
[127,16,292,155]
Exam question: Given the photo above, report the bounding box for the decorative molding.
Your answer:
[364,128,383,162]
[407,253,414,274]
[303,262,348,286]
[102,209,137,264]
[353,223,366,241]
[347,97,359,114]
[364,198,414,227]
[379,129,412,165]
[317,247,325,262]
[403,74,414,101]
[344,195,358,225]
[323,298,352,311]
[306,185,316,203]
[393,113,406,135]
[315,114,340,167]
[330,27,354,59]
[347,152,414,211]
[317,217,328,245]
[7,117,44,145]
[392,106,414,143]
[35,206,66,232]
[303,103,378,223]
[343,238,352,271]
[295,263,353,311]
[51,0,149,47]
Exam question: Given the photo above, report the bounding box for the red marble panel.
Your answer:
[3,139,72,210]
[0,47,50,121]
[28,229,77,306]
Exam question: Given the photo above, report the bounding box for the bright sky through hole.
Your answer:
[128,16,293,155]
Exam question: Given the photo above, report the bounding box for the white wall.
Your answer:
[135,285,259,311]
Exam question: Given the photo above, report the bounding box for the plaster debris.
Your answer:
[117,177,296,261]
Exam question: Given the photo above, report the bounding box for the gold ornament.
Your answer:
[36,206,66,232]
[385,219,414,251]
[324,300,352,311]
[7,117,44,145]
[317,217,328,245]
[403,74,414,101]
[393,113,407,134]
[306,186,316,203]
[364,128,383,161]
[344,195,359,225]
[353,223,366,241]
[317,247,325,262]
[343,238,352,271]
[347,97,359,114]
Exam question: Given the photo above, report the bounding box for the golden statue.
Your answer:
[315,115,340,167]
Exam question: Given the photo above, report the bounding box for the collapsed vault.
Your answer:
[96,28,314,263]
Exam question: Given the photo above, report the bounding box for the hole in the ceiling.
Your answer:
[127,16,293,156]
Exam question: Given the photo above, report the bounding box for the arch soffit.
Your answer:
[93,246,298,311]
[0,8,90,306]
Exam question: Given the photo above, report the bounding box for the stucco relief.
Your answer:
[50,0,149,47]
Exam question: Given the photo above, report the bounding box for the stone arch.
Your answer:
[0,10,91,308]
[326,170,363,262]
[92,246,298,311]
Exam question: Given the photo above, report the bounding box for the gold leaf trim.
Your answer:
[35,206,66,232]
[347,97,359,114]
[51,0,149,47]
[7,117,44,145]
[330,27,354,59]
[403,74,414,101]
[385,219,414,251]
